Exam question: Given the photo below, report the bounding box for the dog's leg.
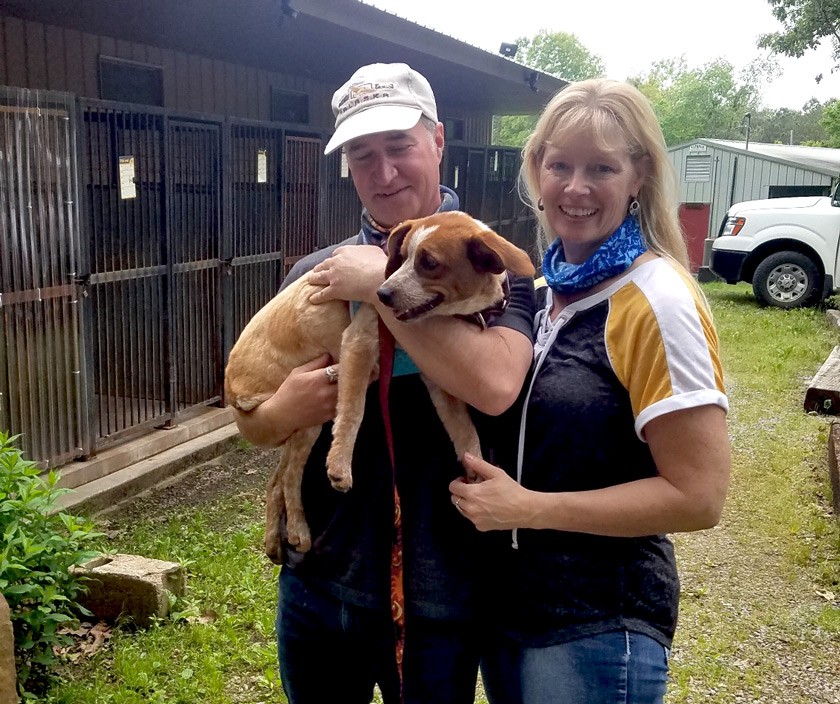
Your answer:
[326,305,379,491]
[423,378,483,481]
[282,426,322,553]
[264,447,288,564]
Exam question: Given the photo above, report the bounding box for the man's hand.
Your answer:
[233,354,339,447]
[308,245,387,305]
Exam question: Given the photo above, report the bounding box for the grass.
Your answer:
[40,281,840,703]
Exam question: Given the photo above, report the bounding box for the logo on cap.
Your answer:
[337,81,398,116]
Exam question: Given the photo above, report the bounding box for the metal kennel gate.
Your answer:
[224,124,321,359]
[79,102,224,447]
[0,87,88,467]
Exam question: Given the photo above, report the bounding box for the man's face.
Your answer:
[344,121,444,228]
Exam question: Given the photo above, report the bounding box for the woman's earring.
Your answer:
[628,198,640,217]
[537,198,545,212]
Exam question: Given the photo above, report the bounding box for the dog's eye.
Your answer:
[419,252,439,272]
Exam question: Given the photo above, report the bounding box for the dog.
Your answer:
[224,211,535,563]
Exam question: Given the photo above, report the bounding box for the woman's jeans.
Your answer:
[481,630,670,704]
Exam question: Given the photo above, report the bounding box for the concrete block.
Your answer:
[76,554,185,627]
[0,593,18,703]
[828,422,840,520]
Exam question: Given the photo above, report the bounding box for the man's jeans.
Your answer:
[276,570,480,704]
[482,630,669,704]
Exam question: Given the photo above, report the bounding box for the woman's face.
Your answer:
[538,129,645,264]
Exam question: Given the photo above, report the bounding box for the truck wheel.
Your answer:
[752,251,821,308]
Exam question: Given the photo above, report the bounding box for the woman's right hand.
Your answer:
[233,354,339,447]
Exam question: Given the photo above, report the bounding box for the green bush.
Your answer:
[0,432,102,695]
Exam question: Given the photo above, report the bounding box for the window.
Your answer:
[271,88,309,124]
[99,57,163,107]
[684,154,711,182]
[443,117,465,142]
[768,184,831,198]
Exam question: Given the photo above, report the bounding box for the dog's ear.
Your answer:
[385,221,413,277]
[466,231,536,277]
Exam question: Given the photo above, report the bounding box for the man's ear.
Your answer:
[385,221,413,277]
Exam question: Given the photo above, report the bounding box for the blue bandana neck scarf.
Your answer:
[542,215,647,294]
[359,186,459,247]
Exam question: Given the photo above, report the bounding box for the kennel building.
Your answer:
[0,0,566,470]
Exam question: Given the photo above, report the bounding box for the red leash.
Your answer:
[378,315,405,700]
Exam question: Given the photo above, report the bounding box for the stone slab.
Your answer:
[0,593,18,703]
[55,423,240,515]
[76,554,185,628]
[55,407,235,490]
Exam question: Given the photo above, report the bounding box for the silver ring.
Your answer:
[455,498,463,512]
[325,365,339,384]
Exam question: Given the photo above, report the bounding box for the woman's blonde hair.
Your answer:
[521,78,690,272]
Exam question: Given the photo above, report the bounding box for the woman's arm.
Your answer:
[451,404,731,535]
[307,245,534,415]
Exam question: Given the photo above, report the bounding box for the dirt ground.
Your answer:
[99,444,279,529]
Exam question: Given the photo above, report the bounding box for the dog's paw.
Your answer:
[265,539,285,565]
[326,449,353,492]
[327,467,353,492]
[286,520,312,554]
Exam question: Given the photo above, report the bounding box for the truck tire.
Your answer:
[752,251,821,308]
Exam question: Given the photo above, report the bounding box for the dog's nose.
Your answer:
[377,287,394,307]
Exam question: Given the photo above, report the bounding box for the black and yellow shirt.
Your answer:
[497,257,727,648]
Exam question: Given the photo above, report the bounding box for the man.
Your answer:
[234,62,534,704]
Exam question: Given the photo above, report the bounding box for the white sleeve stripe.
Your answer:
[635,389,730,442]
[634,261,721,398]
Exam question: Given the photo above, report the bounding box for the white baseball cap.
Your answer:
[324,63,438,155]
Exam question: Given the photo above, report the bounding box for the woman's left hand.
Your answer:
[449,453,533,531]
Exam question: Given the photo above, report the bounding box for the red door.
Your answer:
[678,203,711,273]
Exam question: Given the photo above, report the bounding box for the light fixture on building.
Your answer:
[499,42,518,58]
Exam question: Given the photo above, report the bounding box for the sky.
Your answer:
[363,0,838,111]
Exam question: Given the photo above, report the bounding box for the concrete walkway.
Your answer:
[55,408,241,515]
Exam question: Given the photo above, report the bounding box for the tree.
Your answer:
[630,57,774,145]
[749,99,831,144]
[821,99,840,146]
[493,31,604,146]
[758,0,840,80]
[516,30,606,82]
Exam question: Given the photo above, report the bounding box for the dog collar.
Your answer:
[455,271,512,330]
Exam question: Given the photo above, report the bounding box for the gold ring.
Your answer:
[325,365,339,384]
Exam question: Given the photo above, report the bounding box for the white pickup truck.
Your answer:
[710,182,840,308]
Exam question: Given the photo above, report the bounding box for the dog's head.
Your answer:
[377,211,535,322]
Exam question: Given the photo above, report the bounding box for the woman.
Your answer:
[449,79,731,703]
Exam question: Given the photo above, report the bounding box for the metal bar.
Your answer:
[162,113,175,420]
[77,101,97,459]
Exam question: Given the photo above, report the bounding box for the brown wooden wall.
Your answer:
[0,15,493,143]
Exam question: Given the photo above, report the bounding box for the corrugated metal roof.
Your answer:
[699,139,840,176]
